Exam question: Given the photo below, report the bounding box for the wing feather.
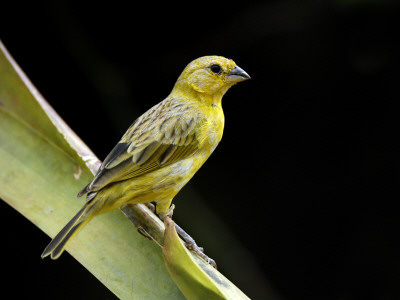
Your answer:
[77,98,204,197]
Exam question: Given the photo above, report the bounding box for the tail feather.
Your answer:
[41,205,92,259]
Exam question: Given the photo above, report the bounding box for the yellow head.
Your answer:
[173,56,250,101]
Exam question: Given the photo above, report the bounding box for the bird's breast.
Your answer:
[198,106,225,154]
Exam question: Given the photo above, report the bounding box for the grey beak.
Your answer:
[228,65,251,82]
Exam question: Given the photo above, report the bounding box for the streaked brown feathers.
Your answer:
[77,98,203,197]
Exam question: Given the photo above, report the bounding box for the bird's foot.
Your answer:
[158,204,175,220]
[145,202,156,213]
[147,202,216,267]
[174,222,217,268]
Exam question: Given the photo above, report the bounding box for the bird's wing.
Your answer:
[78,99,204,197]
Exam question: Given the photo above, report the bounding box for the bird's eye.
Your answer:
[210,64,221,74]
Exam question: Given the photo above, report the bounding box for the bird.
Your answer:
[41,55,250,259]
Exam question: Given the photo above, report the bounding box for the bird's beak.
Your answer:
[228,65,251,82]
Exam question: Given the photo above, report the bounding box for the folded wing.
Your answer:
[78,98,203,197]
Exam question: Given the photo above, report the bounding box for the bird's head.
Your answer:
[173,56,250,103]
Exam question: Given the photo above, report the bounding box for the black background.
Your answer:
[0,1,399,299]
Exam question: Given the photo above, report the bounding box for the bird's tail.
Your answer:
[41,203,94,260]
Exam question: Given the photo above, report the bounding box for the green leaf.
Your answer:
[163,217,250,300]
[0,40,252,300]
[0,40,184,300]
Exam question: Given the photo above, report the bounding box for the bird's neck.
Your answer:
[170,83,227,107]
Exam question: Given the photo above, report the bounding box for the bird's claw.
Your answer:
[184,241,216,267]
[159,204,175,220]
[144,202,156,213]
[150,204,217,268]
[175,222,217,268]
[184,242,204,253]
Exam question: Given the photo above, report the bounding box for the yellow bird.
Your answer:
[42,56,250,259]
